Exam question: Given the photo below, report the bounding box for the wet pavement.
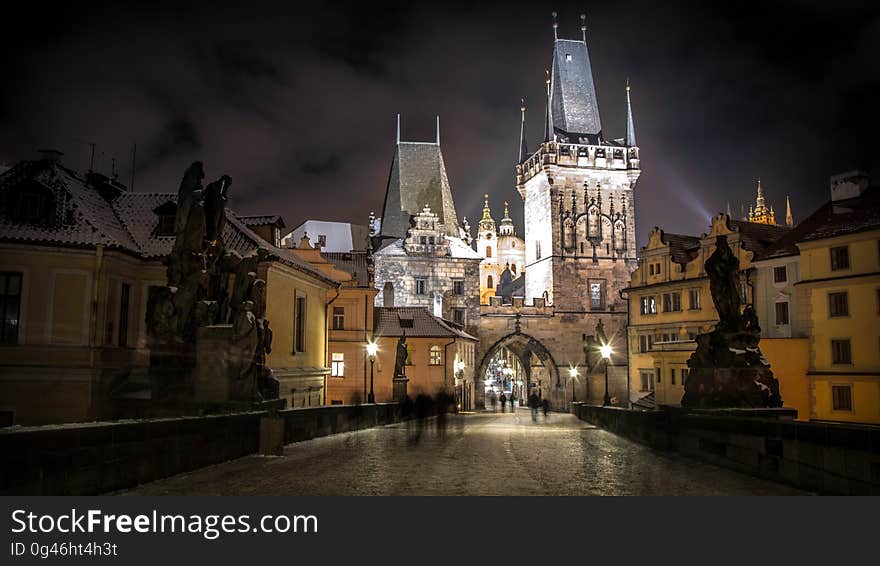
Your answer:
[124,410,806,495]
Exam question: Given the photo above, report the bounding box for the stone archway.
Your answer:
[475,332,561,410]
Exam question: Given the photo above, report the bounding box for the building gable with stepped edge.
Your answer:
[475,13,641,411]
[372,117,481,348]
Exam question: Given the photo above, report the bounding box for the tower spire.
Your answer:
[785,195,793,227]
[519,98,528,162]
[580,13,587,43]
[544,70,554,142]
[436,115,440,145]
[625,78,636,147]
[481,193,492,222]
[552,11,558,40]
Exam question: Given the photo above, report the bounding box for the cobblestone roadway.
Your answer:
[125,411,805,495]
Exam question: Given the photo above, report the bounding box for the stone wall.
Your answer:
[0,403,405,495]
[374,254,481,336]
[572,403,880,495]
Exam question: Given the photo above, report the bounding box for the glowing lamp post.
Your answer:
[366,341,378,404]
[454,359,466,410]
[569,367,578,404]
[600,344,613,406]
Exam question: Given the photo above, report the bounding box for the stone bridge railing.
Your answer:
[1,403,406,495]
[572,403,880,495]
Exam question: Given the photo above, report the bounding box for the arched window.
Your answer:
[382,282,394,307]
[487,275,494,288]
[486,246,492,258]
[429,345,443,365]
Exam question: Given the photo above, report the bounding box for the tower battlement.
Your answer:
[517,141,640,188]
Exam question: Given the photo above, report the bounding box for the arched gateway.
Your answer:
[476,331,561,408]
[473,302,630,412]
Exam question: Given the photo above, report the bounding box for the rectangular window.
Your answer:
[775,302,790,325]
[415,278,427,295]
[681,368,689,385]
[452,308,465,326]
[331,352,344,377]
[773,266,787,283]
[640,296,657,315]
[429,346,443,365]
[453,279,464,295]
[0,272,23,345]
[535,240,542,260]
[649,264,655,276]
[332,306,345,330]
[118,282,130,347]
[656,367,661,384]
[831,339,852,365]
[294,296,307,353]
[830,246,850,271]
[639,335,647,353]
[828,292,849,317]
[831,385,853,411]
[663,292,681,312]
[671,368,677,385]
[590,280,605,310]
[689,288,701,310]
[639,370,655,392]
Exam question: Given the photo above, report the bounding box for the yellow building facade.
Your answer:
[797,199,880,423]
[624,214,810,417]
[0,155,340,424]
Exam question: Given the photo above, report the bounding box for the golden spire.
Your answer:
[481,193,494,223]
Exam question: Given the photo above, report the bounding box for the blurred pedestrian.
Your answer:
[490,391,498,413]
[500,393,507,413]
[541,398,550,420]
[528,392,539,422]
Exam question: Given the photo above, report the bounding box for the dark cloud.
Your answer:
[0,0,877,243]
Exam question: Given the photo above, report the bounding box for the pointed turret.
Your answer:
[785,196,793,227]
[748,177,777,225]
[379,115,460,241]
[625,78,637,147]
[479,193,496,233]
[544,70,554,142]
[519,98,529,162]
[499,200,515,236]
[549,12,602,141]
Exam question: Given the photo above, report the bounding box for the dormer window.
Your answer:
[7,183,56,225]
[153,201,178,237]
[158,214,175,236]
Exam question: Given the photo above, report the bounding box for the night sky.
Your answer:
[1,0,877,244]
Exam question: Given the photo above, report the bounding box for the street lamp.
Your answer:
[600,343,613,406]
[366,341,378,403]
[569,366,578,404]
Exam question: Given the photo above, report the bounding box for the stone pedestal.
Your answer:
[393,375,409,402]
[194,325,234,404]
[682,329,782,409]
[259,414,285,456]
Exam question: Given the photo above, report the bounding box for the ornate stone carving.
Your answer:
[147,162,279,408]
[681,235,783,409]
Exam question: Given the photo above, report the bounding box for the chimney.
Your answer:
[38,149,64,163]
[830,170,869,202]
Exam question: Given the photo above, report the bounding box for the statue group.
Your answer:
[146,162,279,407]
[681,235,782,408]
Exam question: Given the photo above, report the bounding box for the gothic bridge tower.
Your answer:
[474,14,641,411]
[515,13,641,313]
